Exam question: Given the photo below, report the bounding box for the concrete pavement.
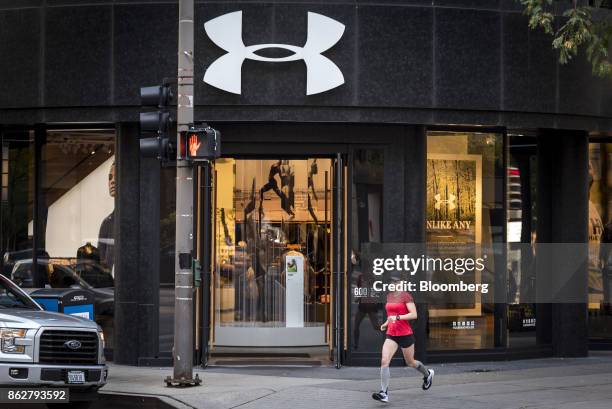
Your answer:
[101,352,612,409]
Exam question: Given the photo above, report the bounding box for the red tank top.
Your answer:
[385,292,414,336]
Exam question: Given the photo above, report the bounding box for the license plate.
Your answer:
[67,371,85,384]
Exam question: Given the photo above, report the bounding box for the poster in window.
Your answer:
[426,153,482,317]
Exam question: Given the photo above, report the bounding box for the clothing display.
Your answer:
[98,210,114,271]
[243,178,257,241]
[259,161,295,220]
[307,194,318,223]
[308,159,319,201]
[258,163,277,222]
[215,159,332,330]
[229,245,257,322]
[220,208,233,247]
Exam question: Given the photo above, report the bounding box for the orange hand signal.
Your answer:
[189,134,201,157]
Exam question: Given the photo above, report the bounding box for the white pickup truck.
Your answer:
[0,274,107,408]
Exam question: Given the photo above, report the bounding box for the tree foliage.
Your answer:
[519,0,612,77]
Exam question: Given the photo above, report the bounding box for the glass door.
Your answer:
[211,158,333,347]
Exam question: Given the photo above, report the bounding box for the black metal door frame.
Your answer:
[332,153,347,368]
[196,162,213,367]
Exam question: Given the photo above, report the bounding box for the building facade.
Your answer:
[1,0,611,366]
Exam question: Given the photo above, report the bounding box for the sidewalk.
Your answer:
[101,352,612,409]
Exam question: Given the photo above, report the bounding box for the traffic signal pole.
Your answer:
[165,0,201,387]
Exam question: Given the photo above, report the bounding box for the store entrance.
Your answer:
[209,158,336,353]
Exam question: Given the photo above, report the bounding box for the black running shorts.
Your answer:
[386,334,415,348]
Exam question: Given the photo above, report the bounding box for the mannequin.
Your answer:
[259,160,295,222]
[244,178,257,241]
[307,194,318,224]
[98,161,116,274]
[308,159,319,201]
[220,208,233,246]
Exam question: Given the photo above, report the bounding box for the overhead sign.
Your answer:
[204,11,345,95]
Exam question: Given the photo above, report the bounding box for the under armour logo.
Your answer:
[434,193,456,211]
[204,11,345,95]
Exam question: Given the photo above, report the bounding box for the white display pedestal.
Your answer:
[285,252,304,328]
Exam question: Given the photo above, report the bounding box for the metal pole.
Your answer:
[335,153,342,369]
[165,0,200,387]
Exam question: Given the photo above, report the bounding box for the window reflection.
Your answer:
[39,129,115,347]
[159,166,176,353]
[1,129,116,348]
[349,149,385,352]
[0,130,34,279]
[507,134,537,348]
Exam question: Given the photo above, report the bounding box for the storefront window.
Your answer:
[507,134,538,348]
[349,149,385,353]
[212,158,332,347]
[426,130,504,350]
[588,142,612,343]
[33,130,115,346]
[1,128,115,346]
[0,130,34,279]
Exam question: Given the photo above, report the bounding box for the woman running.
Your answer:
[372,290,434,403]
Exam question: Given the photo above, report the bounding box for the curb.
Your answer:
[100,390,196,409]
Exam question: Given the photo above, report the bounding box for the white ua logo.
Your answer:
[204,11,345,95]
[434,193,456,211]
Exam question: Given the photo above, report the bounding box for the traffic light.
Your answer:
[183,126,221,161]
[139,83,174,160]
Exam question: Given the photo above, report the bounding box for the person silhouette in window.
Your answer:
[98,162,115,276]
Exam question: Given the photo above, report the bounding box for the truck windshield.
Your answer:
[0,276,40,310]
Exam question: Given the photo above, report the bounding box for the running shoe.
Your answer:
[422,369,434,390]
[372,390,389,403]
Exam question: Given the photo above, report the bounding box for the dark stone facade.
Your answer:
[0,0,610,129]
[0,0,608,365]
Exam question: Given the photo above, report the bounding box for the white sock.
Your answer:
[414,360,429,376]
[380,367,390,392]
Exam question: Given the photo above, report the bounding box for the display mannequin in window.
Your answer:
[98,161,115,275]
[243,178,257,241]
[259,160,295,221]
[308,159,318,201]
[280,160,295,212]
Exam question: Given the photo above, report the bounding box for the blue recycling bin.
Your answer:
[30,288,95,321]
